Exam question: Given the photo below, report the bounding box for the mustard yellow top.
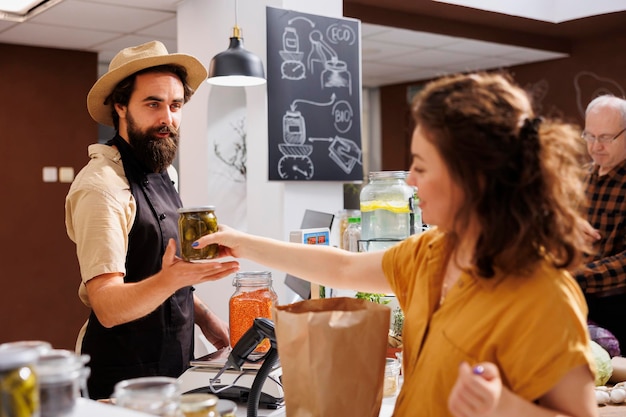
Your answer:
[382,228,594,417]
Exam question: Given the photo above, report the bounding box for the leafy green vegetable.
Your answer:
[355,292,390,304]
[591,340,613,386]
[392,307,404,337]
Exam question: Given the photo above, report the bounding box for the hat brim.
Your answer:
[87,53,208,127]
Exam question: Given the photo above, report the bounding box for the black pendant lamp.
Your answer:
[207,0,266,87]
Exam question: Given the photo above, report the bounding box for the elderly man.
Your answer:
[65,41,240,399]
[573,95,626,350]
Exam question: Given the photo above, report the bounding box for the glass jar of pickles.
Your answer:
[177,206,219,262]
[0,345,40,417]
[229,272,278,354]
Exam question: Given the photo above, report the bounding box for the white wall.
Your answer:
[177,0,346,355]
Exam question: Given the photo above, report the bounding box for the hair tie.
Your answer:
[514,117,543,186]
[519,117,542,141]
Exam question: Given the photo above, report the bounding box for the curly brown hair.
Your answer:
[412,72,590,278]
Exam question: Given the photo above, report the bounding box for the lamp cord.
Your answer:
[231,0,241,38]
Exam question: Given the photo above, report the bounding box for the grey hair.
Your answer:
[585,95,626,123]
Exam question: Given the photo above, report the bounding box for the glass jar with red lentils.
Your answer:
[229,271,278,354]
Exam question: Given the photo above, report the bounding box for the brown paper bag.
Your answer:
[274,297,390,417]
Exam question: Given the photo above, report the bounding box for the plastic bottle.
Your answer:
[337,209,360,250]
[408,186,423,235]
[342,217,361,252]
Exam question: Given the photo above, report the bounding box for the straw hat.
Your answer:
[87,41,208,126]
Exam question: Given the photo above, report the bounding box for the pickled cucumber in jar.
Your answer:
[177,206,219,262]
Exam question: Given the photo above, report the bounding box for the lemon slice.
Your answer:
[360,200,410,213]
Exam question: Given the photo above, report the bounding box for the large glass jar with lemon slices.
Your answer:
[360,171,414,251]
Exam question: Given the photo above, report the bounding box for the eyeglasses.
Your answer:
[581,127,626,144]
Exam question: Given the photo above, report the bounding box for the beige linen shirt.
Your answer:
[65,144,136,307]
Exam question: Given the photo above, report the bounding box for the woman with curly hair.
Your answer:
[196,72,597,417]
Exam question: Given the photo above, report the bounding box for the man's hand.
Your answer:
[578,218,601,245]
[160,238,240,288]
[86,239,239,328]
[194,295,230,350]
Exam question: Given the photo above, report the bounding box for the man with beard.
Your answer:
[65,41,240,399]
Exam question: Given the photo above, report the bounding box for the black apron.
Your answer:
[82,135,194,400]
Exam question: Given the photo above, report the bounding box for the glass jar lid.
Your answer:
[368,171,407,180]
[232,271,273,287]
[114,376,180,398]
[0,345,38,371]
[178,206,216,214]
[36,349,90,384]
[0,340,52,356]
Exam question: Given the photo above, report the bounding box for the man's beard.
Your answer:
[127,112,179,173]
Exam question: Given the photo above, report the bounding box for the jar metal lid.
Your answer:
[36,349,90,383]
[0,345,38,370]
[177,206,216,213]
[0,340,51,356]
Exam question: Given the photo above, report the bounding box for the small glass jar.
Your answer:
[178,206,219,262]
[229,271,278,354]
[179,393,219,417]
[0,345,40,417]
[113,376,181,416]
[360,171,415,251]
[383,358,401,397]
[36,349,90,417]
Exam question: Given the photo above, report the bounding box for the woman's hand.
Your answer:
[448,362,502,417]
[193,224,246,259]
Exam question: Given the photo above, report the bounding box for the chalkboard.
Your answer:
[266,6,362,181]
